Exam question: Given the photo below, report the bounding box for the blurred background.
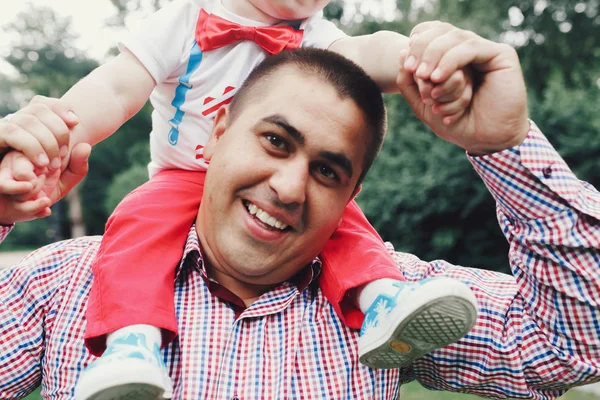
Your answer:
[1,0,599,399]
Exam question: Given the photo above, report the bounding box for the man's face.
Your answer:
[247,0,331,20]
[198,67,368,288]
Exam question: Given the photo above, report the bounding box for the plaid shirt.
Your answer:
[1,123,599,399]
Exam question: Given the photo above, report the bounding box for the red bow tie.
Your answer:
[195,10,304,55]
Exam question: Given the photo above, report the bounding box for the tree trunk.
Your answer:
[66,186,86,237]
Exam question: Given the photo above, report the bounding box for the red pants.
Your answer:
[85,170,404,355]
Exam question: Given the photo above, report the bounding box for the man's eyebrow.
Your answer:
[261,114,354,179]
[262,114,304,145]
[320,151,354,179]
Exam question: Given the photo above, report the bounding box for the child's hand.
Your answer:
[0,151,39,198]
[0,151,57,219]
[397,56,473,126]
[0,152,54,224]
[413,68,473,126]
[395,21,529,154]
[0,144,89,225]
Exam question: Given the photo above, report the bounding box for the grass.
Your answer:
[399,381,598,399]
[23,381,598,399]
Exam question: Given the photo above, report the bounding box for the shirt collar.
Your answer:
[175,225,322,294]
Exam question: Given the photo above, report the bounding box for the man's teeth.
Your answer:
[246,202,288,230]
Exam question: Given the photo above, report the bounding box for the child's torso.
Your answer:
[148,42,266,175]
[128,0,344,176]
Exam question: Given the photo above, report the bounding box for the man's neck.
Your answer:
[205,263,276,307]
[221,0,282,24]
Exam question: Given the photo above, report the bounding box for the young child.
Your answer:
[0,1,478,399]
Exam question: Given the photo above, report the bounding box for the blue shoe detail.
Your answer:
[75,332,173,399]
[358,277,478,369]
[82,333,166,375]
[360,279,434,336]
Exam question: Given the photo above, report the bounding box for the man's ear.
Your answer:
[203,105,229,162]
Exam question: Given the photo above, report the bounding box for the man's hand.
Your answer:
[397,21,530,155]
[0,96,78,167]
[0,98,90,225]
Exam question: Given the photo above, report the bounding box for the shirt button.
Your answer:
[231,396,240,400]
[542,165,553,178]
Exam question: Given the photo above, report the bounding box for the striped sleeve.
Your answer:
[398,122,600,399]
[0,239,90,399]
[0,224,13,242]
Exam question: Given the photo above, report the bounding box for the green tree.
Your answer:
[346,0,599,272]
[1,6,98,246]
[1,4,153,245]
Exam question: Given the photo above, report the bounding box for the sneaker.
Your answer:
[74,332,173,400]
[358,277,478,369]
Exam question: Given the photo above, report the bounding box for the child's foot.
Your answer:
[358,277,477,369]
[74,332,173,400]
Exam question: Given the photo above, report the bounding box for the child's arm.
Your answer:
[0,50,152,219]
[61,48,156,149]
[329,31,409,93]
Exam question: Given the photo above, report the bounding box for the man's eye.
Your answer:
[317,164,338,181]
[265,134,287,150]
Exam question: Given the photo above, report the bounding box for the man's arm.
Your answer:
[388,22,600,396]
[395,123,600,397]
[0,134,90,225]
[0,235,92,398]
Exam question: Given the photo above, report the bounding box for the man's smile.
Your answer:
[241,199,296,243]
[244,200,290,230]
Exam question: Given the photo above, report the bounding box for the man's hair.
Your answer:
[229,48,386,186]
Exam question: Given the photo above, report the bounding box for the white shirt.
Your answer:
[120,0,347,176]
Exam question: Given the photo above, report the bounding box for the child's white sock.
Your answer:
[357,278,405,313]
[106,324,162,349]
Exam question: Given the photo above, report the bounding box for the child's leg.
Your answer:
[319,200,405,330]
[78,170,205,400]
[320,200,478,369]
[85,169,206,355]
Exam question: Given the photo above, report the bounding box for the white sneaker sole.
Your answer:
[86,384,163,400]
[359,279,477,369]
[74,358,166,400]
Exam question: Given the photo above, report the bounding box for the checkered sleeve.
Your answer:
[395,122,600,399]
[0,239,89,399]
[0,224,13,242]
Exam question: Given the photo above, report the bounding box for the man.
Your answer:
[1,22,600,399]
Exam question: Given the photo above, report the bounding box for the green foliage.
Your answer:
[80,104,152,234]
[529,71,600,189]
[0,214,62,249]
[357,95,509,272]
[105,164,149,216]
[4,6,98,96]
[348,0,599,272]
[0,6,99,248]
[1,4,153,242]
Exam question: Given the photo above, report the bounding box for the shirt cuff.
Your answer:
[0,224,14,243]
[468,121,586,221]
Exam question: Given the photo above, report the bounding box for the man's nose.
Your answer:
[268,159,308,205]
